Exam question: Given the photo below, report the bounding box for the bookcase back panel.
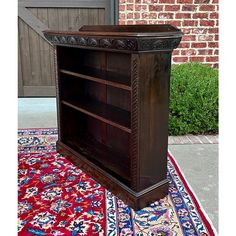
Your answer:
[60,74,131,112]
[61,104,131,185]
[58,47,131,79]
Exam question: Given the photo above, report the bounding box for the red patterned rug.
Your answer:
[18,128,216,236]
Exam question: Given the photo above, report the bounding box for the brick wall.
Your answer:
[119,0,219,67]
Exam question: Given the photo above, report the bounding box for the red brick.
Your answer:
[192,42,207,48]
[182,35,196,41]
[119,20,126,25]
[194,0,210,3]
[179,42,190,48]
[192,28,207,34]
[198,35,214,41]
[149,13,158,18]
[158,13,174,19]
[206,56,218,62]
[119,4,125,11]
[173,57,188,63]
[135,5,148,11]
[198,49,213,55]
[215,34,219,41]
[208,42,218,48]
[142,12,149,19]
[127,13,134,19]
[159,0,175,3]
[165,5,180,11]
[200,20,215,27]
[119,13,125,20]
[173,50,180,55]
[177,0,193,3]
[181,49,197,55]
[214,49,219,55]
[212,0,219,3]
[182,5,196,11]
[134,12,140,19]
[148,20,160,24]
[127,20,134,24]
[149,5,164,11]
[189,57,205,62]
[210,13,219,19]
[183,20,198,27]
[208,28,219,34]
[167,20,181,27]
[126,4,134,11]
[182,28,191,34]
[136,20,148,24]
[143,0,158,2]
[193,13,208,19]
[176,13,191,19]
[199,5,215,11]
[120,0,126,3]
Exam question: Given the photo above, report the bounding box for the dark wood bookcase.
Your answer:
[44,25,182,210]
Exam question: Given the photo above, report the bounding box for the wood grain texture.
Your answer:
[19,0,108,8]
[18,18,32,90]
[18,33,24,96]
[28,8,42,86]
[23,86,56,96]
[98,9,105,25]
[48,8,59,31]
[19,3,111,96]
[18,6,49,41]
[37,8,52,86]
[48,8,59,86]
[138,52,172,191]
[51,25,182,209]
[58,8,69,31]
[57,140,169,210]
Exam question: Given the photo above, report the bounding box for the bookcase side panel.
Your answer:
[138,51,172,191]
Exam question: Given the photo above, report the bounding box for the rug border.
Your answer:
[168,151,217,236]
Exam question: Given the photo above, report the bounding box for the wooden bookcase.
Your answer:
[44,25,182,210]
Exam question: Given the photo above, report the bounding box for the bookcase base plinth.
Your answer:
[57,141,168,210]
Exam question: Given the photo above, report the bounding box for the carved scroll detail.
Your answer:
[130,55,140,191]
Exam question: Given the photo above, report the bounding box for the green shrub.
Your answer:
[169,63,218,136]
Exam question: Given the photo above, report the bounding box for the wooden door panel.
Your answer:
[18,0,113,97]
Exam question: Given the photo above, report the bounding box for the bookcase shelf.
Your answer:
[60,67,131,91]
[44,25,182,210]
[65,135,131,184]
[61,99,131,133]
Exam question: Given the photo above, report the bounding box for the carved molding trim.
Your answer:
[130,55,140,191]
[44,34,138,51]
[44,33,181,51]
[138,37,182,51]
[54,47,61,141]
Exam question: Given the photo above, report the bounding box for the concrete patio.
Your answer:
[18,98,218,231]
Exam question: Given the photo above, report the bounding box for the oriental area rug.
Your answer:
[18,128,216,236]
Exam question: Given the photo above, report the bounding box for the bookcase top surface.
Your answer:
[44,24,182,52]
[45,24,182,37]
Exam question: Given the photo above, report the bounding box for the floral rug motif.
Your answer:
[18,128,216,236]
